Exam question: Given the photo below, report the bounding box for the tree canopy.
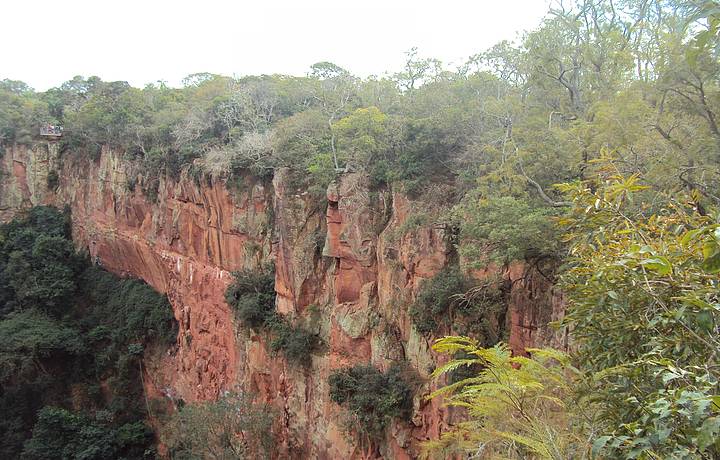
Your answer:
[0,207,177,459]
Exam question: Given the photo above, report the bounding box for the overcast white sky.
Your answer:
[1,0,550,91]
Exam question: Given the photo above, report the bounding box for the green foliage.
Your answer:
[0,206,80,315]
[272,108,335,189]
[423,337,588,459]
[0,310,85,382]
[2,0,719,203]
[333,106,392,184]
[456,195,560,267]
[329,364,414,441]
[427,164,720,459]
[225,269,325,367]
[4,2,720,455]
[22,407,153,460]
[410,268,467,334]
[409,268,505,344]
[269,318,321,367]
[46,170,59,190]
[395,212,430,237]
[162,391,275,459]
[689,1,720,59]
[5,233,78,312]
[79,267,177,350]
[305,151,337,188]
[225,268,324,367]
[0,384,40,457]
[0,79,52,144]
[0,206,177,458]
[558,165,720,459]
[225,268,276,329]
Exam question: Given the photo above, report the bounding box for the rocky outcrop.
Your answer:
[0,142,60,221]
[0,142,567,458]
[507,262,569,356]
[63,148,273,401]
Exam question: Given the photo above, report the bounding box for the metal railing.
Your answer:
[40,125,63,137]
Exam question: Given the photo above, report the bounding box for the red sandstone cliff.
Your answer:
[0,142,567,458]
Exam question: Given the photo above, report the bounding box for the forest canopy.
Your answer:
[0,206,177,459]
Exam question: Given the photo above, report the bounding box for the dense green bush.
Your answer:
[225,267,326,368]
[269,319,321,367]
[558,171,720,459]
[0,206,81,315]
[409,268,506,344]
[456,195,561,267]
[409,268,467,335]
[225,268,276,329]
[225,269,324,367]
[0,79,52,144]
[0,206,177,458]
[79,267,177,348]
[22,407,153,460]
[162,391,275,459]
[0,310,85,382]
[329,364,414,440]
[46,170,59,190]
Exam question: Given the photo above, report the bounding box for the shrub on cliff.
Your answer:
[225,269,323,367]
[409,268,467,334]
[455,195,561,267]
[269,318,322,367]
[409,267,506,344]
[225,268,276,329]
[46,170,59,190]
[329,364,414,441]
[161,390,275,459]
[79,266,178,368]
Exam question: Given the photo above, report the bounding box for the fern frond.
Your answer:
[526,347,572,366]
[534,394,566,409]
[489,427,554,458]
[426,376,485,400]
[423,340,582,460]
[431,335,479,354]
[430,358,483,379]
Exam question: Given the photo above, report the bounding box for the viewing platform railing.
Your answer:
[40,125,63,137]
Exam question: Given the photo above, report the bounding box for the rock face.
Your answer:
[0,142,567,458]
[0,142,60,221]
